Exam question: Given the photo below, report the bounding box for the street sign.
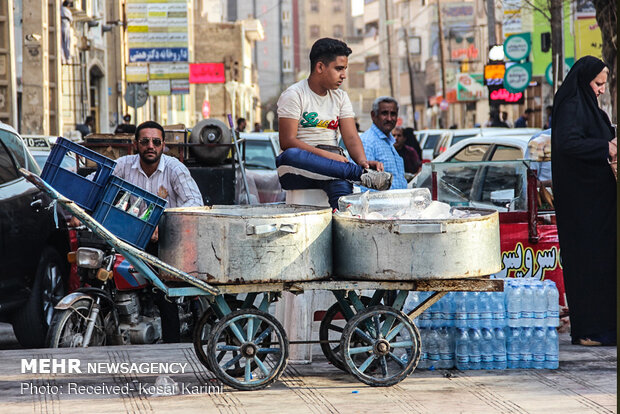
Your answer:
[504,33,531,61]
[504,62,532,93]
[125,84,148,108]
[545,59,574,85]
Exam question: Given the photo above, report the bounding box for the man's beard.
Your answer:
[140,152,161,165]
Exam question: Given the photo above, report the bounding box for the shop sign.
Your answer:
[189,63,226,84]
[457,73,485,101]
[504,33,531,61]
[504,62,531,93]
[484,63,505,86]
[488,84,524,104]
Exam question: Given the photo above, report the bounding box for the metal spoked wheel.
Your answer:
[206,308,288,391]
[341,305,421,387]
[319,296,372,372]
[47,299,107,348]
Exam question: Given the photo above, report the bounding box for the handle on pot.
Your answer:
[246,223,298,235]
[395,223,446,234]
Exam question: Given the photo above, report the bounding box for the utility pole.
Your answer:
[383,0,394,97]
[403,27,417,130]
[486,0,496,47]
[436,0,446,99]
[486,0,499,113]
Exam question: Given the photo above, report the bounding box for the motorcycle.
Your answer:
[47,229,207,347]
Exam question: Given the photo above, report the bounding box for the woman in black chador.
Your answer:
[551,56,617,346]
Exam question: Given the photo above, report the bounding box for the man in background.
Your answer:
[359,96,407,190]
[114,114,137,134]
[393,126,421,175]
[515,108,534,128]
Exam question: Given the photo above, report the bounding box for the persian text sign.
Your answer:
[189,63,226,84]
[504,33,531,61]
[504,62,532,93]
[127,0,188,63]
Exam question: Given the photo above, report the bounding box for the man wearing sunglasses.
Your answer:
[113,120,203,213]
[111,120,203,343]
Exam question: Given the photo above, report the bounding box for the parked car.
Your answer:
[0,123,72,347]
[415,129,447,163]
[238,132,285,203]
[410,132,537,196]
[24,135,84,173]
[433,128,541,159]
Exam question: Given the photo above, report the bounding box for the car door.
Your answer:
[0,133,52,296]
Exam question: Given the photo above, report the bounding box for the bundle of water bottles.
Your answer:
[405,279,560,370]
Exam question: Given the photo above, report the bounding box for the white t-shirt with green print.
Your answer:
[277,79,355,147]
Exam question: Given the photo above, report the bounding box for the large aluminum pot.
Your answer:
[159,204,332,284]
[333,208,501,280]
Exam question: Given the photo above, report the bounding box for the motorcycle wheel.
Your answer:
[47,299,107,347]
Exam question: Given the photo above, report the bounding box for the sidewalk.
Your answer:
[0,333,615,414]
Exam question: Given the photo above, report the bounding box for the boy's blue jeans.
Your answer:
[276,147,364,209]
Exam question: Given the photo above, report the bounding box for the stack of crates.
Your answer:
[41,137,167,249]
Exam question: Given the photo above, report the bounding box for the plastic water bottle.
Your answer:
[438,327,454,369]
[455,328,470,370]
[506,281,522,328]
[521,282,534,328]
[468,328,482,370]
[519,327,533,369]
[427,328,441,368]
[441,293,455,328]
[532,281,546,327]
[418,328,429,369]
[544,280,560,327]
[479,293,493,329]
[492,327,507,370]
[506,327,520,369]
[429,301,443,329]
[480,328,494,370]
[466,292,481,329]
[418,309,431,329]
[544,327,559,369]
[454,292,468,329]
[490,292,505,328]
[531,327,546,369]
[403,291,419,315]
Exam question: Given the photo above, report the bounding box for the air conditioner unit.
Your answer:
[77,36,91,51]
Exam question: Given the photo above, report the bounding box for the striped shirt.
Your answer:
[112,154,203,208]
[359,124,407,190]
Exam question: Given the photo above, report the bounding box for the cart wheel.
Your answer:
[341,305,420,387]
[193,297,242,370]
[193,297,269,377]
[207,308,288,391]
[319,296,372,372]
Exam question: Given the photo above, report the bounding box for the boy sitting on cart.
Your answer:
[275,37,392,209]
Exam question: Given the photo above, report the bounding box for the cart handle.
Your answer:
[19,168,220,296]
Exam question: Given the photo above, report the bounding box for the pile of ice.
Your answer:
[336,188,481,220]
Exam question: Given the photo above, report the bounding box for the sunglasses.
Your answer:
[138,138,163,147]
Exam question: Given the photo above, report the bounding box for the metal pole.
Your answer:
[384,0,394,97]
[227,114,251,204]
[403,27,417,130]
[437,0,446,99]
[486,0,496,48]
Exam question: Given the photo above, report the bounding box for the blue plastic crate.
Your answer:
[41,137,116,211]
[92,176,167,250]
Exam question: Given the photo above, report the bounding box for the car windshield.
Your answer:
[431,160,530,211]
[243,140,276,169]
[34,152,80,173]
[451,134,477,145]
[423,133,441,149]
